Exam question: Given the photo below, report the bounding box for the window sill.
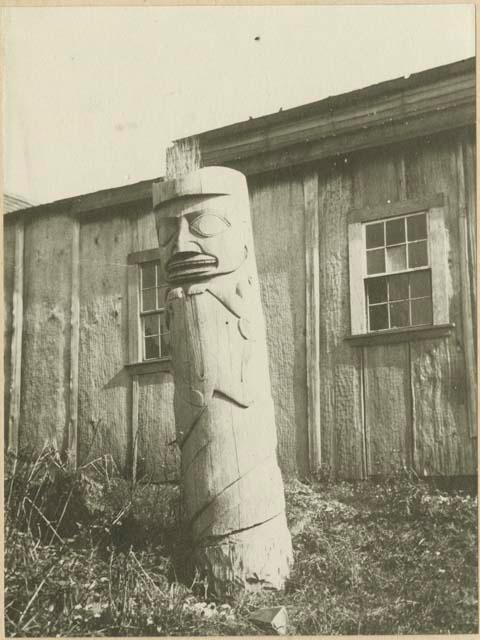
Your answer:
[345,323,455,347]
[125,359,172,375]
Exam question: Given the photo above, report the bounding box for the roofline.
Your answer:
[4,57,475,220]
[193,57,475,175]
[3,176,161,221]
[191,57,475,141]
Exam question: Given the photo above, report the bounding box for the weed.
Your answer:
[4,451,478,636]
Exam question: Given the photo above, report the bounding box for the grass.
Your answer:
[4,448,478,636]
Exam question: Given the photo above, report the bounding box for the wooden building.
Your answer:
[4,58,476,480]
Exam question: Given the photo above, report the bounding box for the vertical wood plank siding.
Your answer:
[131,206,178,481]
[249,171,308,476]
[7,221,24,452]
[405,134,475,475]
[137,372,177,481]
[3,128,475,479]
[455,141,477,437]
[303,172,322,472]
[351,146,413,477]
[3,223,15,446]
[19,214,72,452]
[318,163,365,479]
[77,213,132,472]
[67,219,80,466]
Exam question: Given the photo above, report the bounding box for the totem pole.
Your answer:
[153,166,292,596]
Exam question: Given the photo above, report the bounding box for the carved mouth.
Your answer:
[166,252,218,280]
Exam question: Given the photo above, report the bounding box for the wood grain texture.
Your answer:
[136,371,178,482]
[348,221,366,335]
[155,166,292,595]
[198,61,474,176]
[318,162,365,479]
[349,193,444,223]
[249,171,308,476]
[67,219,80,466]
[364,344,412,475]
[19,214,72,452]
[303,171,321,472]
[455,141,476,437]
[405,132,475,474]
[4,222,16,446]
[6,221,24,452]
[429,207,450,324]
[77,213,131,472]
[351,145,413,475]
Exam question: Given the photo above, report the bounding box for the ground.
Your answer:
[4,450,478,636]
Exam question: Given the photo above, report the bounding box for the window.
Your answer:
[127,248,170,369]
[365,212,432,331]
[139,261,170,360]
[348,194,452,342]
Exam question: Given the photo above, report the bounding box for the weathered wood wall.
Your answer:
[313,129,476,478]
[3,127,476,479]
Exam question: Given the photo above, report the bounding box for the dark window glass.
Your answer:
[410,270,431,298]
[160,332,169,356]
[411,298,433,326]
[390,301,410,328]
[367,277,387,304]
[407,213,427,241]
[144,335,160,360]
[157,286,168,309]
[142,288,156,312]
[141,264,156,289]
[366,222,384,249]
[367,249,385,275]
[386,245,407,272]
[408,241,428,268]
[389,273,409,301]
[386,218,405,246]
[144,315,159,337]
[369,304,389,331]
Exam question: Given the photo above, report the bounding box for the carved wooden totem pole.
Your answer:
[153,166,292,595]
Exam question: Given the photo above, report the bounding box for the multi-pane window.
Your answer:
[364,212,433,331]
[139,262,169,360]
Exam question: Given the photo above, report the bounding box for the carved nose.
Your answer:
[174,217,201,254]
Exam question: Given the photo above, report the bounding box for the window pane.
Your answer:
[411,298,433,326]
[144,336,160,360]
[407,213,427,241]
[143,315,159,337]
[159,312,169,334]
[366,222,384,249]
[367,277,387,304]
[367,249,385,275]
[141,264,156,289]
[389,273,409,301]
[410,270,431,298]
[160,332,170,357]
[369,304,389,331]
[142,288,156,312]
[386,245,407,272]
[157,286,168,309]
[386,218,405,246]
[408,241,428,268]
[390,301,410,328]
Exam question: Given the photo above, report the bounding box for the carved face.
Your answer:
[156,194,248,284]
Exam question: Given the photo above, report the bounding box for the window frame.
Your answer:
[347,193,454,345]
[127,248,171,374]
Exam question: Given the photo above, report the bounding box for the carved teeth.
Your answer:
[167,253,217,274]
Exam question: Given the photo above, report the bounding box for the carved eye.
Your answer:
[157,219,177,246]
[189,214,230,237]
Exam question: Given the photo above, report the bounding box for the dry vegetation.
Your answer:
[5,448,478,636]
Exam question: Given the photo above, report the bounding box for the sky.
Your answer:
[3,5,475,206]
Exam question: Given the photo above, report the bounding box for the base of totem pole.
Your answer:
[194,512,293,597]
